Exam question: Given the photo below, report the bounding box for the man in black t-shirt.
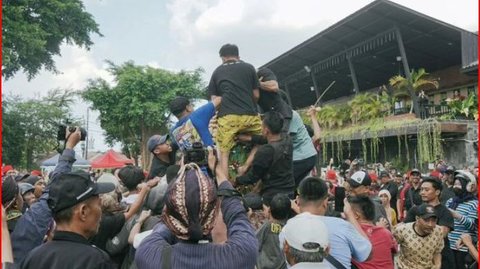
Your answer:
[236,111,295,205]
[146,134,176,179]
[404,168,423,211]
[208,43,263,177]
[256,67,292,132]
[404,177,455,269]
[440,166,456,205]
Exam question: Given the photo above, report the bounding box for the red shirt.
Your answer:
[352,223,398,269]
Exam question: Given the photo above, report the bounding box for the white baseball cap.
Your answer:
[283,213,329,253]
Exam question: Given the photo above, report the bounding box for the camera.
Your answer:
[184,142,208,167]
[57,124,87,141]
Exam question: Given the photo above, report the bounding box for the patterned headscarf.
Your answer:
[162,164,219,242]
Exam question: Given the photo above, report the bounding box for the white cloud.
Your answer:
[51,46,114,90]
[3,45,113,98]
[161,0,477,78]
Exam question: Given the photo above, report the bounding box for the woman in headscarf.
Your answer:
[378,189,397,226]
[446,170,478,269]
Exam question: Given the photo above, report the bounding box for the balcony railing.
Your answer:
[393,105,451,118]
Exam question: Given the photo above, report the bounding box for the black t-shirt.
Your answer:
[208,60,260,117]
[440,183,456,205]
[236,136,295,204]
[148,150,176,179]
[404,202,454,230]
[405,185,422,210]
[256,68,292,120]
[91,213,126,251]
[21,231,115,269]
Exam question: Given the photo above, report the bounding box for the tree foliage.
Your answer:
[389,68,439,113]
[389,68,439,97]
[2,0,101,80]
[2,90,75,169]
[81,61,206,168]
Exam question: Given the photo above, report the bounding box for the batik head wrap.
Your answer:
[162,163,219,242]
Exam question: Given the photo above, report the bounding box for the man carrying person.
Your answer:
[208,43,262,176]
[403,177,455,269]
[393,204,444,269]
[236,111,295,205]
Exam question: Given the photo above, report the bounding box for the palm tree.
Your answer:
[317,105,338,128]
[349,93,378,124]
[389,68,439,113]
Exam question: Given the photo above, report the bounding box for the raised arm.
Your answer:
[307,106,322,143]
[259,79,279,93]
[257,67,279,93]
[11,128,81,264]
[123,178,159,220]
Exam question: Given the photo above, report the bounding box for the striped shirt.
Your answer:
[446,198,478,252]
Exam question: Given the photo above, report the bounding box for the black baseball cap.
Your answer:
[48,172,115,213]
[169,96,190,116]
[347,171,372,188]
[416,204,437,219]
[445,166,455,173]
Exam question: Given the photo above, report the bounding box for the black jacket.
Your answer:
[21,231,115,269]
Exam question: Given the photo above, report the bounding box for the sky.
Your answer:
[3,0,478,152]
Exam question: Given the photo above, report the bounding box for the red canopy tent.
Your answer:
[90,149,134,169]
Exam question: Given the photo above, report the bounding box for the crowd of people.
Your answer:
[2,44,478,269]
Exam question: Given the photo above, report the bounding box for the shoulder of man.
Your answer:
[432,225,444,239]
[258,143,275,154]
[393,222,409,234]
